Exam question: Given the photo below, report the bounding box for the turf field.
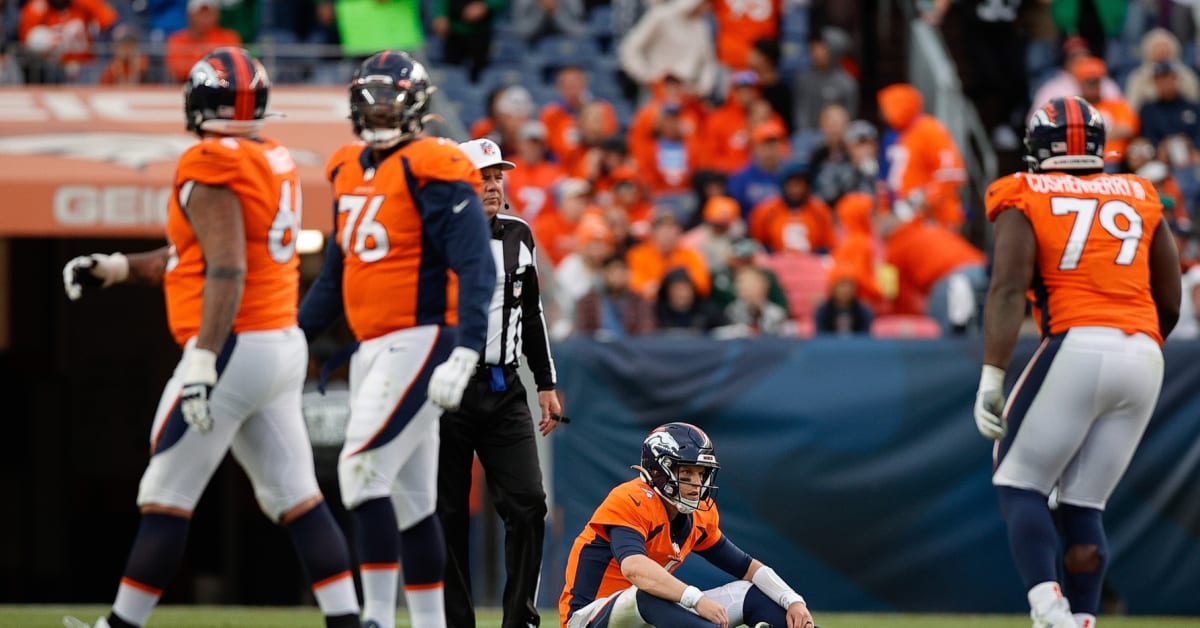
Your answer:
[2,607,1196,628]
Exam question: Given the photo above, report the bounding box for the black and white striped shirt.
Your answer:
[483,213,556,390]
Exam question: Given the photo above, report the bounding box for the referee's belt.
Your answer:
[474,363,518,392]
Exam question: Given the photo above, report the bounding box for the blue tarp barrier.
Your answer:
[547,336,1200,615]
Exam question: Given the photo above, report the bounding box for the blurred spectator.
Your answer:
[830,191,882,303]
[702,70,787,174]
[1124,28,1200,114]
[627,212,711,300]
[552,216,615,340]
[590,137,640,200]
[747,38,794,134]
[561,100,622,178]
[710,238,789,312]
[654,268,726,333]
[337,0,424,58]
[165,0,241,82]
[683,195,742,271]
[574,254,658,338]
[1138,62,1200,149]
[628,74,704,169]
[475,85,536,157]
[142,0,188,41]
[514,0,587,44]
[724,266,791,335]
[728,120,789,217]
[268,0,337,46]
[814,264,873,335]
[712,0,781,70]
[1121,138,1187,223]
[792,26,857,132]
[533,177,600,265]
[607,166,654,238]
[602,199,641,256]
[929,0,1027,150]
[878,83,967,228]
[218,0,260,44]
[1029,36,1121,117]
[434,0,508,83]
[618,0,719,99]
[881,216,987,334]
[632,102,703,197]
[1168,260,1200,340]
[748,161,836,254]
[1072,56,1137,166]
[806,103,850,183]
[19,0,118,83]
[1049,0,1126,61]
[814,118,880,205]
[507,120,565,220]
[99,24,149,85]
[540,66,619,166]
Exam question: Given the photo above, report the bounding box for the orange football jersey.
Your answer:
[559,478,723,626]
[164,136,301,347]
[326,137,482,342]
[986,171,1165,343]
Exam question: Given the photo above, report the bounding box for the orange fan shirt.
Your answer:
[986,171,1165,343]
[506,157,564,221]
[540,100,620,165]
[713,0,782,69]
[164,135,301,346]
[19,0,118,65]
[559,478,723,626]
[326,138,482,341]
[748,195,836,253]
[627,241,711,299]
[165,27,243,82]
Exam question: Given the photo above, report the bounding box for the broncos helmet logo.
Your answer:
[645,430,680,460]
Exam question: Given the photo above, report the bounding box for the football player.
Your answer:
[976,96,1181,628]
[297,50,495,628]
[560,422,815,628]
[61,48,361,628]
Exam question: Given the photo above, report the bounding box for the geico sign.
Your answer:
[0,90,348,123]
[54,185,170,227]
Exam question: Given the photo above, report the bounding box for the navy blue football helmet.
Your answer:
[349,50,435,149]
[184,46,271,136]
[639,422,720,514]
[1025,96,1106,172]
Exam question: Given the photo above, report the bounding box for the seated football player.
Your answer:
[559,422,816,628]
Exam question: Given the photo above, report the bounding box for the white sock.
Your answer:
[312,570,360,617]
[112,577,161,627]
[1075,613,1097,627]
[361,565,399,628]
[404,584,446,628]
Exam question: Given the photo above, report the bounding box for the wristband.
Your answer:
[679,585,703,609]
[184,348,218,385]
[979,364,1005,392]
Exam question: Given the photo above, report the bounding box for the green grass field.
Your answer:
[2,607,1194,628]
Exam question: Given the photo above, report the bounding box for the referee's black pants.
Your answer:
[438,367,548,628]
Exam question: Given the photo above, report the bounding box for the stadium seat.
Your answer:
[764,252,831,321]
[869,315,943,339]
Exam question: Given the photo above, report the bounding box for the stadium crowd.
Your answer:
[7,0,1200,340]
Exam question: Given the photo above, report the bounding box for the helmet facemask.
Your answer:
[637,423,720,514]
[350,79,434,150]
[642,457,719,514]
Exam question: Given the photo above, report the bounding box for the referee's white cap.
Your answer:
[458,138,516,171]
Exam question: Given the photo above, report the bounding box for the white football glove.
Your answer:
[180,348,218,434]
[62,252,129,301]
[427,347,479,411]
[974,364,1007,440]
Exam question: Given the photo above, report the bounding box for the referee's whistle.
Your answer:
[550,413,572,424]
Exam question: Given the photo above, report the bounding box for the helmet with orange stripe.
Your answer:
[184,46,271,137]
[1025,96,1106,173]
[349,50,435,150]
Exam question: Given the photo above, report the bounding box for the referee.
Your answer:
[439,138,563,628]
